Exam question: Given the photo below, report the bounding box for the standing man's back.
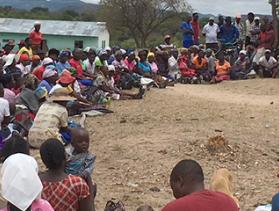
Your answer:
[162,160,239,211]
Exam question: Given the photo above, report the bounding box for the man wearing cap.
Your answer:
[29,21,43,53]
[258,49,278,78]
[231,50,251,80]
[28,87,74,148]
[202,17,220,52]
[2,40,16,59]
[180,14,194,48]
[159,35,176,51]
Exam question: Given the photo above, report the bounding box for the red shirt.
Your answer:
[33,66,45,81]
[191,20,200,43]
[69,58,83,77]
[258,30,275,50]
[29,31,43,45]
[162,190,239,211]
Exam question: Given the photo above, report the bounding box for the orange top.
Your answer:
[192,56,207,69]
[29,31,43,45]
[215,60,231,75]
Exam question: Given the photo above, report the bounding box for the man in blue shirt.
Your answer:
[219,16,239,44]
[181,15,194,48]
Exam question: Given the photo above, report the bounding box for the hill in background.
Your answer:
[0,0,99,12]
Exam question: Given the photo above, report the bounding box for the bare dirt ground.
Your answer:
[40,79,279,210]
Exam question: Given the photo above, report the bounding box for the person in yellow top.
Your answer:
[17,37,33,59]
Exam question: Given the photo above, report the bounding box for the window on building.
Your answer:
[74,40,83,49]
[102,40,106,48]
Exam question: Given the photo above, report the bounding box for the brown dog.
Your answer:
[210,168,240,207]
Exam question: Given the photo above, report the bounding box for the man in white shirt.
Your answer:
[202,17,220,52]
[259,49,278,78]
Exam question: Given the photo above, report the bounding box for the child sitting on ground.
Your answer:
[65,127,96,179]
[178,48,197,84]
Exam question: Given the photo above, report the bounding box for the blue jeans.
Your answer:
[78,79,93,86]
[272,193,279,211]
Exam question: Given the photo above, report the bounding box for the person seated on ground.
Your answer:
[2,74,16,106]
[65,128,96,179]
[136,205,154,211]
[16,54,31,76]
[56,51,71,76]
[211,52,231,83]
[178,48,196,82]
[30,55,41,72]
[231,50,251,80]
[189,45,199,62]
[147,52,159,75]
[38,65,58,93]
[124,52,137,73]
[40,139,94,211]
[162,159,239,211]
[253,24,274,70]
[159,35,176,51]
[33,57,54,81]
[83,47,97,75]
[205,49,216,77]
[0,132,30,162]
[210,168,240,208]
[246,45,256,65]
[258,49,278,78]
[106,47,115,65]
[95,65,145,101]
[192,49,210,81]
[48,48,60,65]
[0,84,10,142]
[17,37,33,59]
[168,49,180,81]
[65,128,97,199]
[94,50,109,71]
[1,153,54,211]
[219,16,239,44]
[137,50,152,78]
[3,54,21,85]
[156,51,170,77]
[70,48,94,86]
[112,50,129,87]
[28,88,74,148]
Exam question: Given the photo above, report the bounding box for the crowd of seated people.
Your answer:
[0,11,278,211]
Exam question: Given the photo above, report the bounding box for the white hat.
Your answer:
[3,54,19,69]
[255,16,260,20]
[265,49,271,53]
[42,57,53,66]
[239,50,247,55]
[105,47,112,51]
[1,153,43,211]
[34,21,41,26]
[120,49,127,55]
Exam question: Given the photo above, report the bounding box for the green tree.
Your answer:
[99,0,192,48]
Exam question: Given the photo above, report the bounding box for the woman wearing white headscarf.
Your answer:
[0,153,53,211]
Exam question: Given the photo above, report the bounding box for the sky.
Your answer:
[81,0,272,16]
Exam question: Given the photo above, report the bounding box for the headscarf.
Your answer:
[1,153,43,211]
[42,65,57,79]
